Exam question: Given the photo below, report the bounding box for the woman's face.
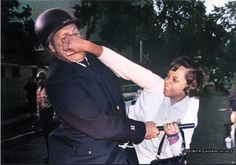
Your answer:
[164,66,189,102]
[50,24,86,62]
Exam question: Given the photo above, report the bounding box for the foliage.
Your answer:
[73,0,235,88]
[2,0,235,86]
[208,1,236,86]
[72,0,156,56]
[1,0,38,63]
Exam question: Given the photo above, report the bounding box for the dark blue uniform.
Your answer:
[46,55,145,164]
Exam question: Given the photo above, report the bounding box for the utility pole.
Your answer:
[139,40,143,63]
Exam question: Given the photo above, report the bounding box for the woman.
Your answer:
[62,35,209,164]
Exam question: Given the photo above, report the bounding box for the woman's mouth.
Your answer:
[164,87,170,91]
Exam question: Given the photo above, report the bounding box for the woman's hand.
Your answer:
[61,34,87,56]
[61,34,103,57]
[163,122,180,136]
[163,122,180,144]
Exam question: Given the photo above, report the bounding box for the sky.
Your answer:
[18,0,231,20]
[19,0,78,20]
[204,0,231,13]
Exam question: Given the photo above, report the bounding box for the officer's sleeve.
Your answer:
[46,83,146,144]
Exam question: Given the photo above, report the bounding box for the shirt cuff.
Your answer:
[167,133,179,145]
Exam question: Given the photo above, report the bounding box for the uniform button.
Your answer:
[88,150,92,154]
[131,125,135,130]
[116,106,120,110]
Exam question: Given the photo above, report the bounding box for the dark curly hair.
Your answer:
[169,56,209,97]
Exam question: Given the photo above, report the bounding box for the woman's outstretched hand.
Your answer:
[61,34,103,57]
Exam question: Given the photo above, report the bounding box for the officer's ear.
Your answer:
[48,41,56,53]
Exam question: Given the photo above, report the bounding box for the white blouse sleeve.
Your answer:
[183,97,199,149]
[169,132,184,156]
[99,47,163,92]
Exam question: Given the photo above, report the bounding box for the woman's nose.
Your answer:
[165,78,170,84]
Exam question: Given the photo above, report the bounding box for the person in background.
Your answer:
[61,35,209,164]
[34,8,159,164]
[24,76,38,127]
[36,71,54,163]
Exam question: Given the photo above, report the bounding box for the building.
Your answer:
[1,49,53,119]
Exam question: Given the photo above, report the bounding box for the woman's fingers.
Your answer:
[163,122,180,135]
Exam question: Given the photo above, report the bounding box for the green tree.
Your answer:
[73,1,103,39]
[72,0,235,86]
[73,0,156,61]
[1,0,38,64]
[208,1,236,88]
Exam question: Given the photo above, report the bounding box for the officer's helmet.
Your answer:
[35,8,80,48]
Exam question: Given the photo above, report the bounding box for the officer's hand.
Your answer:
[163,122,180,136]
[144,121,159,140]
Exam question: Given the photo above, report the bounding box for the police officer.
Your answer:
[35,8,159,164]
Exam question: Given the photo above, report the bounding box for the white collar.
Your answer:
[76,57,90,67]
[171,96,189,108]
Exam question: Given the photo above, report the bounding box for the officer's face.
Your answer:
[50,24,86,62]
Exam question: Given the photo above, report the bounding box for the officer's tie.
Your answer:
[78,58,89,67]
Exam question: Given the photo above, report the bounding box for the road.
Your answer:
[187,90,235,164]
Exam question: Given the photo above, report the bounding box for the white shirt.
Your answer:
[99,47,199,164]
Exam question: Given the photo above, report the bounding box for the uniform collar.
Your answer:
[76,57,90,67]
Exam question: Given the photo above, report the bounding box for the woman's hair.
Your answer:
[169,56,209,97]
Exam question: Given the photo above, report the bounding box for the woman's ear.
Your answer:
[184,86,190,96]
[48,42,56,52]
[191,80,197,88]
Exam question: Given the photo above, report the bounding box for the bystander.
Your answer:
[24,76,38,127]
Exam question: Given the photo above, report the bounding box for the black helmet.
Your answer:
[35,8,80,48]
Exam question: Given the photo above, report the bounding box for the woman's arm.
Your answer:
[62,36,163,91]
[98,47,163,91]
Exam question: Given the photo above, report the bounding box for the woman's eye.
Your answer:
[173,78,178,83]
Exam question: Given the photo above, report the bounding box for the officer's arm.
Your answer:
[46,83,147,144]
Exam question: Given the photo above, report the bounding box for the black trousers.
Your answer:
[39,106,54,157]
[150,155,186,165]
[126,147,139,164]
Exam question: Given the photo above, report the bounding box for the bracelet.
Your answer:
[167,133,179,145]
